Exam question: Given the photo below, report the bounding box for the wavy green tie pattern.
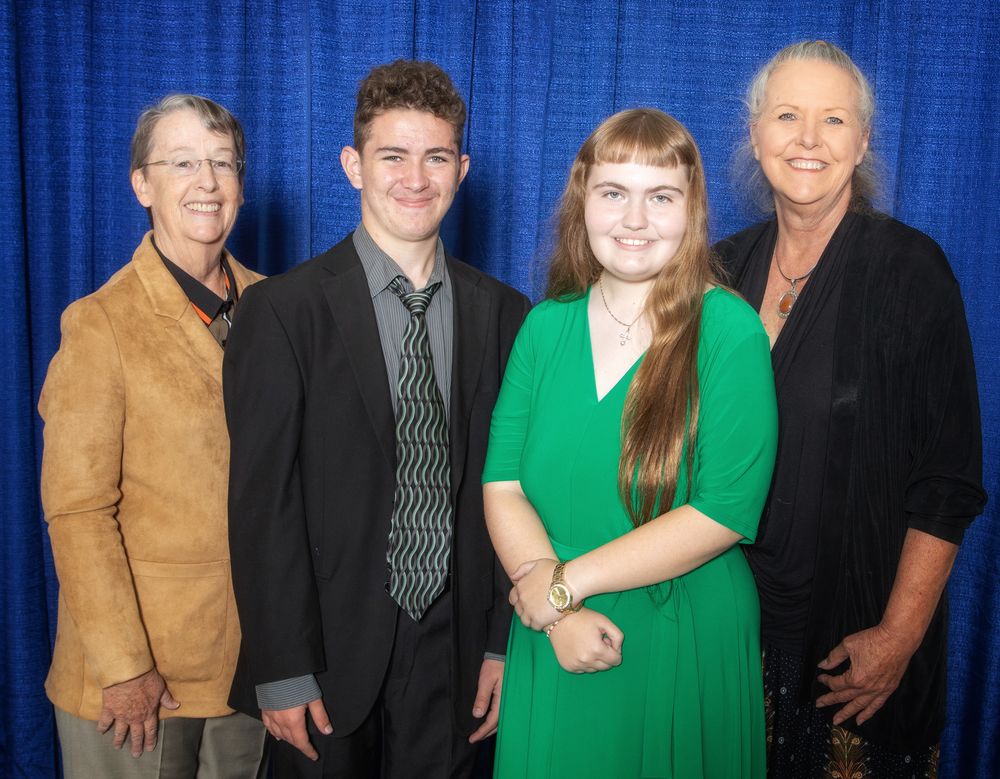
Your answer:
[385,276,452,621]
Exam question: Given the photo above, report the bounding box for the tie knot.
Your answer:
[390,277,440,317]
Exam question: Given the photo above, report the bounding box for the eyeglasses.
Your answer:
[141,158,245,177]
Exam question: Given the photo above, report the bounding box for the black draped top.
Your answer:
[727,214,851,651]
[715,211,987,752]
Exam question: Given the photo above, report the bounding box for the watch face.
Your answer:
[548,583,571,611]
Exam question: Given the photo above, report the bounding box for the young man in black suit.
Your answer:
[224,60,530,778]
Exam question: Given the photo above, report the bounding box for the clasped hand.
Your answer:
[548,609,624,673]
[509,558,624,673]
[508,558,564,629]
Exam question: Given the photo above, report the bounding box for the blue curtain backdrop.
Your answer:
[2,1,998,776]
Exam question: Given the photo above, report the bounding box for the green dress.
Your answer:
[483,287,777,779]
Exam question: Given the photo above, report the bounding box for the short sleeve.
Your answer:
[482,307,537,483]
[688,291,778,541]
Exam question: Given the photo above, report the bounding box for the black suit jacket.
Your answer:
[224,235,530,737]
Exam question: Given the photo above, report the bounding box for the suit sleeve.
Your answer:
[39,298,154,687]
[225,284,326,685]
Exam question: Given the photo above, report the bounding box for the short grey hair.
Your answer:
[130,94,246,182]
[735,40,880,214]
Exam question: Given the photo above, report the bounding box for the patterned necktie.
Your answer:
[386,276,452,621]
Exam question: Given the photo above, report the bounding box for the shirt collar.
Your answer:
[352,223,446,297]
[153,235,235,320]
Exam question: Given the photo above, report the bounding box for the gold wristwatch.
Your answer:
[547,561,583,614]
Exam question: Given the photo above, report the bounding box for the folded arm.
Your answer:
[484,481,623,671]
[510,504,742,630]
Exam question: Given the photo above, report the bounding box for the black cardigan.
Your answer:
[716,212,987,752]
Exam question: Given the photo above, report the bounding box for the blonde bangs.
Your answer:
[586,111,696,178]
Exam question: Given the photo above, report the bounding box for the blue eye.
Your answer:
[652,194,673,205]
[603,191,624,201]
[777,112,796,121]
[172,159,195,170]
[211,159,235,171]
[825,116,845,125]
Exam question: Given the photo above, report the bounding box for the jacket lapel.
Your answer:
[319,240,396,468]
[131,232,224,387]
[448,259,490,500]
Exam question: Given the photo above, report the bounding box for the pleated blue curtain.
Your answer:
[2,1,997,776]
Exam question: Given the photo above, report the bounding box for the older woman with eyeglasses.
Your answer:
[716,41,986,777]
[39,94,267,778]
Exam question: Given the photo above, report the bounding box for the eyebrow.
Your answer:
[772,102,852,113]
[591,180,685,196]
[375,145,457,157]
[161,143,236,156]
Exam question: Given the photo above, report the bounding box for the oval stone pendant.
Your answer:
[777,289,797,319]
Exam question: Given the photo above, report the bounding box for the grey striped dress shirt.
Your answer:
[353,224,454,418]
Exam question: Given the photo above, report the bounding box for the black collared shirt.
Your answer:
[153,236,237,348]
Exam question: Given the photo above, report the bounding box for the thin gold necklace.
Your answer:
[598,276,642,346]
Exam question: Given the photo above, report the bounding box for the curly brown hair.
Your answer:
[354,59,467,152]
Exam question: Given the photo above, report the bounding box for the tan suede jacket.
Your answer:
[39,233,262,720]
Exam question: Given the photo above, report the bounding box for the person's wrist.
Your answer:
[547,560,584,613]
[544,609,581,638]
[876,617,923,655]
[562,559,588,602]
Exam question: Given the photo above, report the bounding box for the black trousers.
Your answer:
[271,590,481,779]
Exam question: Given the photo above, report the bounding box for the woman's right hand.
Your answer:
[547,608,624,673]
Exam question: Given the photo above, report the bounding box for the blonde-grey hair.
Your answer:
[735,40,880,214]
[130,94,246,182]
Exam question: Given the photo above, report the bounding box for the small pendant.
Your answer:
[777,289,797,319]
[619,327,631,346]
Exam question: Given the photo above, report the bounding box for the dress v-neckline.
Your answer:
[585,287,645,404]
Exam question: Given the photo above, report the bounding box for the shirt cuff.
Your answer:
[256,675,322,711]
[907,513,968,545]
[484,652,506,663]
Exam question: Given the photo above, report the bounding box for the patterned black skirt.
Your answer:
[763,644,938,779]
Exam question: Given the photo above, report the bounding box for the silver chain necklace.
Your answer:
[598,276,643,346]
[774,251,820,320]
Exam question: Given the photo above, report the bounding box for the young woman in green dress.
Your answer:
[482,108,778,777]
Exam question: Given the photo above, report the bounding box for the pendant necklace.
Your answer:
[598,276,642,346]
[774,251,820,320]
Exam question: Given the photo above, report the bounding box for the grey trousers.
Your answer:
[55,707,268,779]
